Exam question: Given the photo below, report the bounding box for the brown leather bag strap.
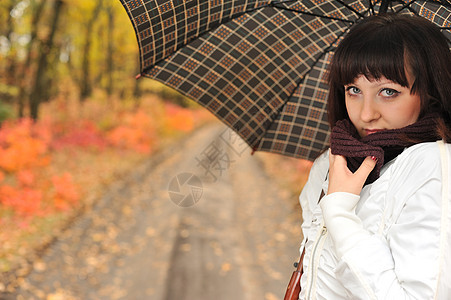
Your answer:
[283,247,305,300]
[284,189,326,300]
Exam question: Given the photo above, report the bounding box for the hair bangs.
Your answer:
[332,26,410,88]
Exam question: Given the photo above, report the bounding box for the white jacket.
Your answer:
[299,141,451,300]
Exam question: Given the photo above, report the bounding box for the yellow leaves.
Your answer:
[33,260,47,273]
[180,243,191,252]
[91,233,103,242]
[220,262,232,275]
[46,290,78,300]
[265,292,279,300]
[145,227,156,237]
[121,205,133,216]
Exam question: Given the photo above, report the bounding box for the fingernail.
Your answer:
[371,156,377,161]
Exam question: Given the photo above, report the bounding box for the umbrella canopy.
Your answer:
[119,0,451,161]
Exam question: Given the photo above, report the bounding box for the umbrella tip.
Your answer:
[135,73,142,79]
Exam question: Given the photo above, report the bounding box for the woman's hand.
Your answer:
[328,153,377,195]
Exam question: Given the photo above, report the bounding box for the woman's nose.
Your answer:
[360,99,380,123]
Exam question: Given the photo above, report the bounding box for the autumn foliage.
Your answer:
[0,97,210,224]
[106,110,156,153]
[0,119,51,172]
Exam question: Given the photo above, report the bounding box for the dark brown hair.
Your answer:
[327,13,451,140]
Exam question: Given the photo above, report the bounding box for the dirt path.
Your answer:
[3,124,303,300]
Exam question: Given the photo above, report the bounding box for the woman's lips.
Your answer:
[365,129,384,135]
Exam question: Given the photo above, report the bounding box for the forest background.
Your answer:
[0,0,311,288]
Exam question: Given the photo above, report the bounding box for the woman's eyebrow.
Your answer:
[371,80,400,87]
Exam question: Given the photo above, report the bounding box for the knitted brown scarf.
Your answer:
[330,114,441,185]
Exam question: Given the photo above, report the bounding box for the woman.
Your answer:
[298,14,451,299]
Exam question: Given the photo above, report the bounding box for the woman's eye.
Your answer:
[346,86,360,95]
[380,88,399,97]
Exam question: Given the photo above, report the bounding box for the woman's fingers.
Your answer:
[354,156,377,182]
[329,152,348,168]
[328,153,377,195]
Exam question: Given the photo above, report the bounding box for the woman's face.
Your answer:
[344,73,421,138]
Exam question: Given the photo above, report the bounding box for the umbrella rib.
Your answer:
[380,0,390,13]
[271,0,367,22]
[271,0,298,5]
[401,0,451,12]
[334,0,368,19]
[369,0,376,15]
[394,0,418,13]
[437,0,451,8]
[271,3,356,23]
[402,0,451,10]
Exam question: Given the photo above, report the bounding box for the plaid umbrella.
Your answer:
[119,0,451,161]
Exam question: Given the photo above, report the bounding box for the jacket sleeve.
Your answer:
[321,144,449,300]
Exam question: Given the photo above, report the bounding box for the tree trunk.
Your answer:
[5,0,17,89]
[79,0,102,101]
[17,0,47,118]
[29,0,64,120]
[105,5,114,97]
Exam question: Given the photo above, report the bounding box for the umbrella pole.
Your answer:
[379,0,391,14]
